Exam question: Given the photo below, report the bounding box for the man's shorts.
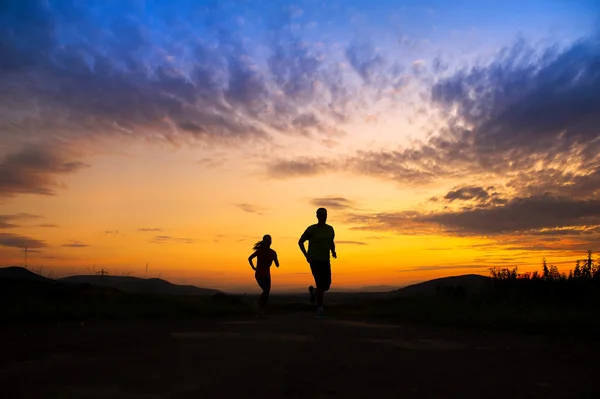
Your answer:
[309,259,331,291]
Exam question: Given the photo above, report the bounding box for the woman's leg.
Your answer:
[260,277,271,309]
[255,276,271,311]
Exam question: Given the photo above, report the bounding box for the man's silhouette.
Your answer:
[298,207,336,319]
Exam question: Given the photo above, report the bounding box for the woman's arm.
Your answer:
[248,251,257,271]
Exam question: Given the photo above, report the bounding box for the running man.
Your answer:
[298,207,336,319]
[248,234,279,317]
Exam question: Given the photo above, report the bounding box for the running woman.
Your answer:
[248,234,279,316]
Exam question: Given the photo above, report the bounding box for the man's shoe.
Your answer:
[316,308,327,319]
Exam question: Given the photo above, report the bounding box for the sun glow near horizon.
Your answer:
[1,0,599,291]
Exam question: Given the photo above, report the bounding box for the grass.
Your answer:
[3,278,600,338]
[0,279,255,323]
[334,293,600,337]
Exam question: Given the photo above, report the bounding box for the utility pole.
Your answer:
[96,268,109,283]
[23,246,28,269]
[145,262,148,279]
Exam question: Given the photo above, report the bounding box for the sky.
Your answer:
[1,0,600,293]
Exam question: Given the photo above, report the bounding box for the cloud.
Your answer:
[104,230,120,235]
[0,233,46,248]
[149,235,194,244]
[0,1,428,202]
[0,1,406,170]
[0,213,42,228]
[197,157,227,169]
[346,41,387,84]
[36,223,58,228]
[265,33,600,199]
[234,203,267,215]
[267,158,338,178]
[0,146,89,197]
[62,241,90,248]
[336,240,367,245]
[138,228,162,232]
[310,197,355,210]
[432,36,600,158]
[346,211,439,235]
[442,186,490,202]
[345,193,600,253]
[423,194,600,235]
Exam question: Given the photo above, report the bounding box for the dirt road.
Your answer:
[1,314,598,398]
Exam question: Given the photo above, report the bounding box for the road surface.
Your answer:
[1,314,598,398]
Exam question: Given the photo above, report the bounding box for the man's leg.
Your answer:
[317,261,331,306]
[316,287,324,307]
[312,260,331,318]
[308,285,316,303]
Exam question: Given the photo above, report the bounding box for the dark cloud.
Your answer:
[149,235,194,244]
[104,230,120,235]
[0,213,42,228]
[346,41,386,84]
[62,241,90,248]
[269,33,600,201]
[432,36,600,156]
[443,186,490,202]
[345,40,407,98]
[137,228,162,232]
[234,203,266,215]
[0,233,46,248]
[310,197,355,210]
[336,240,367,245]
[0,1,402,166]
[345,194,600,253]
[36,223,58,228]
[424,194,600,235]
[0,146,89,197]
[0,1,423,202]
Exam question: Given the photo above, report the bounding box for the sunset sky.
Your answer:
[1,0,600,292]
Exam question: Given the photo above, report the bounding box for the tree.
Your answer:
[549,265,561,281]
[574,260,582,279]
[543,258,550,280]
[582,251,593,279]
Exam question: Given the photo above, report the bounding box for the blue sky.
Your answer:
[1,0,600,288]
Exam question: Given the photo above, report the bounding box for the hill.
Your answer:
[359,285,399,292]
[0,266,55,283]
[395,274,489,296]
[59,275,221,296]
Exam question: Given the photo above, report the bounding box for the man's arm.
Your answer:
[331,227,337,259]
[298,227,311,263]
[274,251,280,267]
[248,251,257,271]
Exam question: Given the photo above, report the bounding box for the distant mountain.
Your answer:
[0,266,55,283]
[59,275,221,296]
[395,274,489,296]
[359,285,399,292]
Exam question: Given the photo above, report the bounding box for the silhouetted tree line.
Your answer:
[487,250,600,303]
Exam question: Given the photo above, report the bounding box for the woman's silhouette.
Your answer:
[248,234,279,316]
